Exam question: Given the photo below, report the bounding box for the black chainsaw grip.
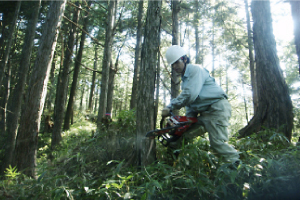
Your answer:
[160,117,165,129]
[160,111,173,129]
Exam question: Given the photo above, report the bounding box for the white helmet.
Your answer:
[165,45,186,65]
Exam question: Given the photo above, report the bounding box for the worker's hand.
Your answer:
[161,107,171,117]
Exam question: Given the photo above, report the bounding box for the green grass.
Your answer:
[1,112,300,200]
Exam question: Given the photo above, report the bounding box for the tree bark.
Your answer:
[130,0,144,110]
[154,47,160,129]
[238,0,294,141]
[53,33,65,128]
[171,0,181,116]
[244,0,258,114]
[0,62,11,133]
[290,1,300,74]
[46,52,57,111]
[64,6,89,130]
[13,0,66,178]
[0,1,21,87]
[106,60,117,115]
[2,1,41,175]
[136,0,161,166]
[194,0,200,64]
[88,46,98,111]
[52,3,80,147]
[97,0,117,129]
[211,8,215,77]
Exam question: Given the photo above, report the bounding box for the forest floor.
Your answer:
[1,112,300,200]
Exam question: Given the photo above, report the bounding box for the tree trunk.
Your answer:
[52,3,80,147]
[130,0,144,110]
[94,81,99,114]
[136,0,161,166]
[290,1,300,74]
[46,52,57,111]
[244,0,258,114]
[242,80,249,123]
[80,84,85,111]
[211,9,215,77]
[0,1,21,86]
[13,0,66,178]
[171,0,180,116]
[0,61,10,132]
[97,0,117,129]
[0,60,11,133]
[106,60,117,115]
[64,8,89,130]
[2,1,40,175]
[124,66,130,110]
[88,46,98,111]
[53,33,65,128]
[200,19,205,66]
[194,0,200,64]
[238,0,294,141]
[154,48,160,129]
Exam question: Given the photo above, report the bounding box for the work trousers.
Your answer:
[169,99,240,163]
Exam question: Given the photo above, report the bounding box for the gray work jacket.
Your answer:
[167,64,227,117]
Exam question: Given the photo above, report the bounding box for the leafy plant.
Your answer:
[5,165,20,179]
[1,118,300,200]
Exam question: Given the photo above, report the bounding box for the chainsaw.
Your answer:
[146,113,198,147]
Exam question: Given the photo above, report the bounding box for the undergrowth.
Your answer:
[1,110,300,200]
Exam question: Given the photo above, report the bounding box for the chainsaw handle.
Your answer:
[160,116,165,129]
[160,110,176,129]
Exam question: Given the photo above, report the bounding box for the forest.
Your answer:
[0,0,300,199]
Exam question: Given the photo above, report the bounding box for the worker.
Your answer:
[162,45,240,166]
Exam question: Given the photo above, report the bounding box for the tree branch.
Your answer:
[63,15,104,47]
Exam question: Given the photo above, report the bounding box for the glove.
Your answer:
[161,107,171,117]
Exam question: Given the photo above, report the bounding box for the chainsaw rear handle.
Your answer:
[160,111,175,129]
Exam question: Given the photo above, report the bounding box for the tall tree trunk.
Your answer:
[290,1,300,74]
[124,66,130,110]
[64,7,89,130]
[79,84,88,111]
[94,81,99,114]
[13,0,66,178]
[130,0,144,110]
[0,1,21,87]
[46,52,57,111]
[0,62,11,132]
[194,0,200,64]
[201,20,205,66]
[171,0,180,116]
[88,46,98,111]
[242,80,249,123]
[52,3,80,148]
[97,0,117,129]
[80,84,85,111]
[106,60,118,115]
[244,0,258,114]
[136,0,161,166]
[211,10,215,77]
[53,33,65,129]
[1,0,41,176]
[238,0,294,141]
[154,47,160,129]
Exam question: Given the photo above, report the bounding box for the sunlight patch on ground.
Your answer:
[63,121,97,137]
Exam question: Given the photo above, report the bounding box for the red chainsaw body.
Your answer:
[146,115,198,146]
[166,116,198,136]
